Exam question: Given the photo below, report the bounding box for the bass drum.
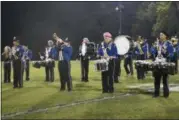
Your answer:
[86,42,95,55]
[114,35,134,55]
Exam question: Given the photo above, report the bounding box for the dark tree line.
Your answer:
[1,2,179,59]
[132,1,179,40]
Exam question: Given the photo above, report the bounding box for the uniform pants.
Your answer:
[136,54,145,80]
[25,60,30,80]
[58,60,72,91]
[22,60,30,81]
[101,59,115,93]
[124,57,133,75]
[13,59,23,88]
[80,58,89,82]
[154,72,169,97]
[151,55,155,77]
[45,65,54,82]
[114,58,121,82]
[4,62,11,83]
[173,57,178,74]
[175,59,178,73]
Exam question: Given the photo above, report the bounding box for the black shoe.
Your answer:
[109,90,114,93]
[19,86,23,88]
[102,91,108,93]
[60,88,65,91]
[68,89,72,92]
[26,78,30,81]
[153,94,159,98]
[164,95,169,98]
[163,94,169,98]
[114,80,119,83]
[13,86,18,89]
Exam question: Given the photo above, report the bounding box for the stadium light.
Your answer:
[115,4,124,35]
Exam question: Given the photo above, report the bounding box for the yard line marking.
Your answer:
[2,93,136,119]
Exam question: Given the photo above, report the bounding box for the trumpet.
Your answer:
[53,33,63,43]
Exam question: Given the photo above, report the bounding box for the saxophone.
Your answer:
[2,46,12,60]
[137,42,144,55]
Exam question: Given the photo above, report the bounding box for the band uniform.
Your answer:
[98,32,118,93]
[12,38,25,88]
[2,46,12,83]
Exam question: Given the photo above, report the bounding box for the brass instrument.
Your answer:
[171,37,178,46]
[2,46,12,59]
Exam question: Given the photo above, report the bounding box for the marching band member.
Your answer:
[79,37,90,82]
[171,37,178,73]
[153,31,174,98]
[12,37,25,88]
[124,45,134,76]
[2,46,12,83]
[135,36,145,80]
[41,40,57,82]
[53,33,73,92]
[142,38,149,75]
[98,32,118,93]
[23,46,33,81]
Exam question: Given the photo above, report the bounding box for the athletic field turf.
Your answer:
[1,61,179,119]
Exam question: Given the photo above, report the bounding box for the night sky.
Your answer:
[1,1,140,59]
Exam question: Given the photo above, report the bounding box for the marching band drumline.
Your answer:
[2,32,179,97]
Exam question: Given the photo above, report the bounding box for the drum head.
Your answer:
[114,35,130,55]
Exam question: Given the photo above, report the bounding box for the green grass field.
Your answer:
[1,61,179,119]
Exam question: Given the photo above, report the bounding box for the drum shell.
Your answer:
[40,61,46,67]
[148,63,154,71]
[134,62,141,69]
[95,60,108,72]
[32,62,41,69]
[167,64,175,75]
[161,64,168,74]
[46,61,55,68]
[152,63,176,75]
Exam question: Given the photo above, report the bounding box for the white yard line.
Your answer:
[2,93,135,119]
[128,83,179,92]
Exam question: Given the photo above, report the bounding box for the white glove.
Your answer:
[40,56,44,60]
[124,55,128,58]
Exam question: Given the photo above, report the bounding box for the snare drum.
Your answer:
[32,61,41,69]
[46,60,55,68]
[167,63,175,75]
[40,61,46,67]
[94,59,108,72]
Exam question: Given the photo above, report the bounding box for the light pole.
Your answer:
[115,4,124,35]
